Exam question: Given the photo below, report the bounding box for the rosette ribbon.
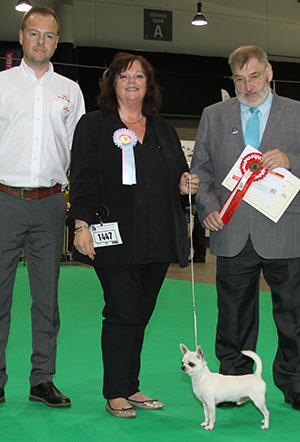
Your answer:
[219,152,268,224]
[113,128,138,185]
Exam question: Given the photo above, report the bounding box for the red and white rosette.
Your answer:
[219,152,268,224]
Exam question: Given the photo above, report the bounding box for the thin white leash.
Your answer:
[188,175,198,348]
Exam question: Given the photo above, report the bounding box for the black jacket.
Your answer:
[67,109,189,268]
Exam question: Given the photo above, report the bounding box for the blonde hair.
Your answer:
[21,6,60,33]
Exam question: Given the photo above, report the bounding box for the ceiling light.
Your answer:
[15,1,33,12]
[191,2,208,26]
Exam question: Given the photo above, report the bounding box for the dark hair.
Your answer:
[21,6,60,33]
[228,45,269,73]
[97,52,162,115]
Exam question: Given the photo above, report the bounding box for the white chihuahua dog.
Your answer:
[180,344,269,430]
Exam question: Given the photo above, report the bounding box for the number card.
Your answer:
[90,222,123,248]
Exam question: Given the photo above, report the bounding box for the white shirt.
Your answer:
[0,59,85,188]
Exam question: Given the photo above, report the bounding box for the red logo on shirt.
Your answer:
[57,95,70,103]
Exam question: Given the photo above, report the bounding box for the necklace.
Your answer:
[121,115,144,125]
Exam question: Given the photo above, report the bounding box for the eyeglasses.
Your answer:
[232,66,267,86]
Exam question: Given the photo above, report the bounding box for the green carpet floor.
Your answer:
[1,264,299,441]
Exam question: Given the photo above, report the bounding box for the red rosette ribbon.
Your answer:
[219,152,267,225]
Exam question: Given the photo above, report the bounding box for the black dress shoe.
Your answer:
[189,256,206,263]
[29,382,71,407]
[217,401,238,408]
[0,387,5,404]
[193,256,206,263]
[285,392,300,410]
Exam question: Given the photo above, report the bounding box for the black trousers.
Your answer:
[95,262,169,399]
[216,238,300,397]
[192,213,206,260]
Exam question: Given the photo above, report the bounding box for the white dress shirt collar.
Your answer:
[20,58,54,84]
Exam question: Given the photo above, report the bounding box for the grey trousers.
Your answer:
[0,190,66,388]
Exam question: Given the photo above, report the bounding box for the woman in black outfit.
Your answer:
[67,52,199,418]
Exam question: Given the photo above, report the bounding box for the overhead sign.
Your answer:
[144,9,172,41]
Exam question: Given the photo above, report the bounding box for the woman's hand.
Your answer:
[179,172,200,195]
[73,221,95,260]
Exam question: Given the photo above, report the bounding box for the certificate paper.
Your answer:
[222,145,300,222]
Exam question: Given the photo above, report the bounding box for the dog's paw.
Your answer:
[261,419,269,430]
[201,421,208,427]
[260,419,269,430]
[204,425,214,430]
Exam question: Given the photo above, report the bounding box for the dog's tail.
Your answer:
[241,350,262,376]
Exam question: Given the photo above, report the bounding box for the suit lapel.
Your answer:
[227,95,285,154]
[259,93,284,152]
[228,99,245,152]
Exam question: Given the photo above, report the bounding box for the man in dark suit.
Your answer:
[191,45,300,410]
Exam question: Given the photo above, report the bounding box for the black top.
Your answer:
[132,119,176,264]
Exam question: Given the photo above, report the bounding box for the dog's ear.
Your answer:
[196,345,204,359]
[180,343,188,354]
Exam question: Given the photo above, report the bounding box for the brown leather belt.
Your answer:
[0,183,62,199]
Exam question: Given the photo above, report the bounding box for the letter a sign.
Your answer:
[144,9,173,41]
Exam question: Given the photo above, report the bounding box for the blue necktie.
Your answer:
[244,107,260,149]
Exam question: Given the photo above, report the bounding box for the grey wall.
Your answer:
[1,1,300,64]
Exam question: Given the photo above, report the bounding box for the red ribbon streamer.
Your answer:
[219,153,267,225]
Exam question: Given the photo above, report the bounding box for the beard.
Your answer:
[236,79,270,107]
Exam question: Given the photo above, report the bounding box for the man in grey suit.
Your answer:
[191,45,300,410]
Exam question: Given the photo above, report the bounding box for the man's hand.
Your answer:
[262,149,290,170]
[203,211,224,231]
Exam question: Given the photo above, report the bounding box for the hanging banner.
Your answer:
[0,48,22,71]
